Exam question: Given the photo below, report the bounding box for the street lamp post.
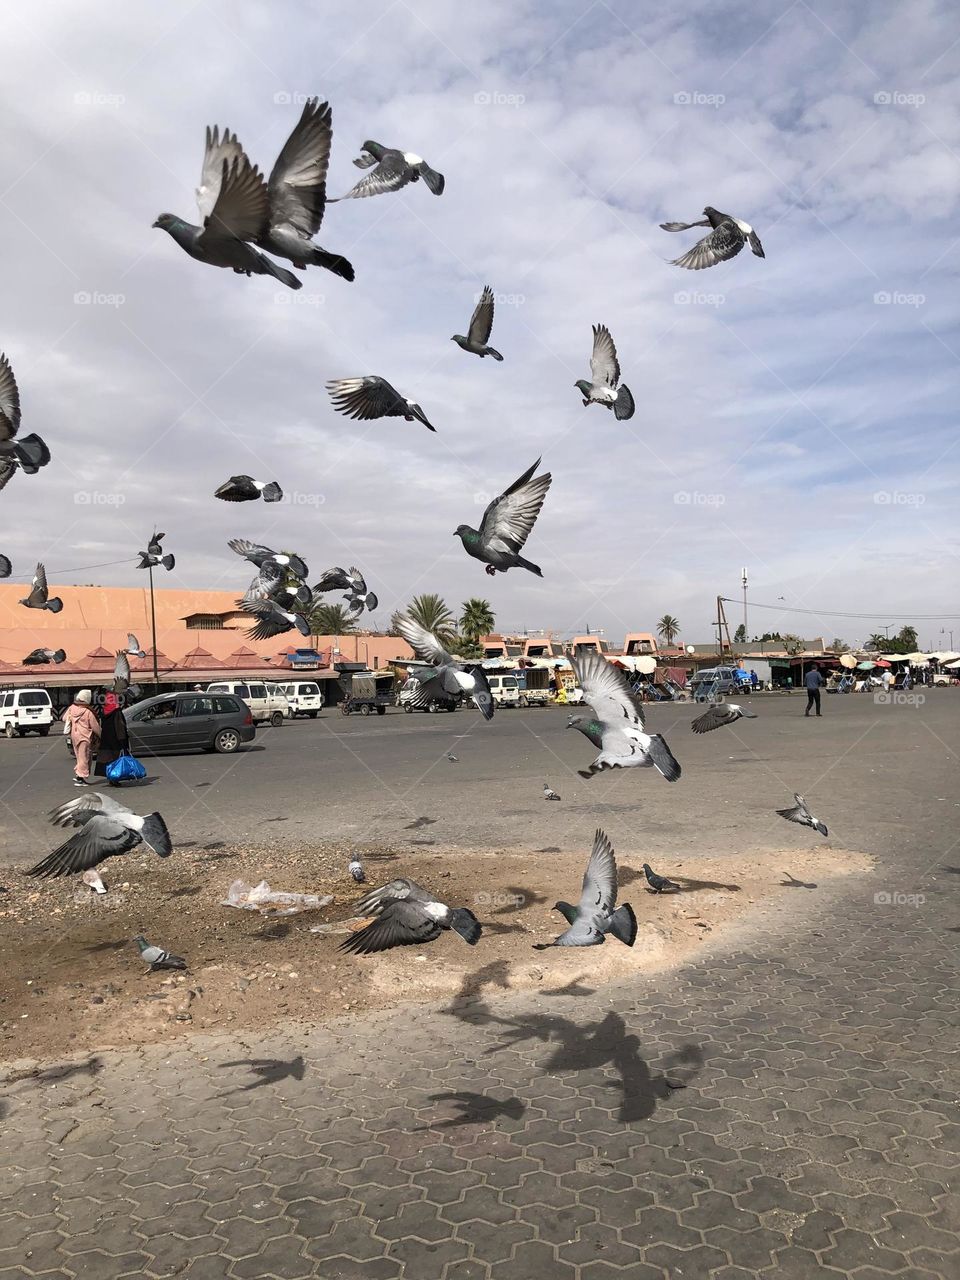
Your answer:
[148,563,159,685]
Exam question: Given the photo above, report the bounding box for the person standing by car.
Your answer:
[804,665,824,718]
[95,691,131,787]
[63,689,100,786]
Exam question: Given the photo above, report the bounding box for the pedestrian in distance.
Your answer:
[804,665,824,718]
[95,691,130,787]
[750,668,759,690]
[63,690,101,786]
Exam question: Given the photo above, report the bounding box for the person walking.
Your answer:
[804,665,824,718]
[63,689,101,786]
[750,668,760,691]
[94,691,130,787]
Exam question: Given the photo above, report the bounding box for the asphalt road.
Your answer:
[2,690,956,869]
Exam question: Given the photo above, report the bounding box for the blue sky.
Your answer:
[0,0,956,649]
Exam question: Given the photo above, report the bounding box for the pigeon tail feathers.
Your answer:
[614,384,636,420]
[516,556,543,577]
[608,903,638,947]
[142,813,173,857]
[449,907,481,945]
[648,734,681,782]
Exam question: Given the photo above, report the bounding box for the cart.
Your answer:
[339,671,395,716]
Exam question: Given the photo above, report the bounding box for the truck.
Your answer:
[513,665,552,707]
[339,670,395,716]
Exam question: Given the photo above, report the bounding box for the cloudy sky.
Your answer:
[1,0,957,650]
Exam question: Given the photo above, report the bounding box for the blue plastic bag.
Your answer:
[106,751,146,782]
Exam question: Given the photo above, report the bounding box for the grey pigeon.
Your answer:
[23,647,66,665]
[0,553,10,577]
[137,549,175,571]
[153,134,301,289]
[543,784,561,801]
[19,563,62,612]
[312,566,378,614]
[112,651,131,694]
[349,858,365,884]
[452,286,503,360]
[28,793,172,878]
[455,457,551,577]
[126,633,146,658]
[341,877,480,954]
[146,531,165,556]
[534,829,637,948]
[395,614,494,720]
[568,651,680,781]
[691,702,758,734]
[327,376,436,432]
[642,862,679,893]
[575,324,635,420]
[331,141,444,201]
[660,206,764,270]
[0,351,51,493]
[776,793,828,837]
[215,475,283,503]
[446,752,459,763]
[240,597,310,643]
[228,538,308,581]
[133,935,187,971]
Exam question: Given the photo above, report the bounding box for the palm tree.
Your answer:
[866,632,886,652]
[406,593,456,645]
[309,603,358,635]
[460,598,495,645]
[657,615,680,647]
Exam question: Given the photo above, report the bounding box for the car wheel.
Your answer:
[403,704,412,713]
[214,728,241,754]
[518,696,527,708]
[360,704,371,716]
[270,711,284,727]
[38,726,50,736]
[3,723,16,739]
[308,711,319,718]
[341,702,351,716]
[376,705,386,715]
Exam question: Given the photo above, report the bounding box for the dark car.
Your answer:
[123,692,256,755]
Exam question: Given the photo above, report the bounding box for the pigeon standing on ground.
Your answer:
[133,935,187,971]
[543,784,561,801]
[340,877,480,954]
[215,476,283,503]
[660,207,764,270]
[452,286,503,360]
[326,376,436,432]
[395,614,494,720]
[153,134,301,289]
[331,141,444,201]
[19,563,63,612]
[446,752,459,763]
[575,325,635,421]
[776,793,828,837]
[0,351,51,492]
[23,648,66,665]
[454,457,552,577]
[311,567,378,614]
[567,651,681,781]
[0,553,11,577]
[27,794,173,878]
[349,858,366,884]
[228,539,308,581]
[691,703,758,733]
[642,862,680,893]
[535,829,637,949]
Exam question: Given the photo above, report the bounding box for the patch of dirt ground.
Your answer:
[0,839,872,1063]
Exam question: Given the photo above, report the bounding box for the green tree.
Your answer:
[460,598,495,645]
[734,624,747,644]
[830,637,850,653]
[781,634,803,655]
[309,603,358,635]
[407,593,456,645]
[896,625,918,652]
[657,615,680,646]
[866,632,888,652]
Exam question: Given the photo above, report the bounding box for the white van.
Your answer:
[277,681,323,718]
[486,674,521,708]
[205,681,290,725]
[0,688,55,737]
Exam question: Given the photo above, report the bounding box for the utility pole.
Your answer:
[741,567,748,637]
[148,563,159,686]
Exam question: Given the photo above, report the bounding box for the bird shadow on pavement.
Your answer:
[409,839,437,847]
[218,1055,306,1095]
[535,846,561,853]
[543,974,598,998]
[490,886,548,915]
[779,871,818,889]
[618,868,740,894]
[20,1056,104,1089]
[168,885,203,898]
[481,920,526,937]
[418,1090,526,1130]
[443,960,513,1013]
[83,939,128,954]
[247,921,292,942]
[404,817,438,830]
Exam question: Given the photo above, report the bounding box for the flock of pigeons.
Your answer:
[7,94,812,968]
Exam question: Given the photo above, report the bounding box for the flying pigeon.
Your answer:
[82,868,107,895]
[660,207,764,270]
[146,531,166,556]
[535,829,637,949]
[642,862,680,893]
[137,550,175,571]
[19,563,63,612]
[228,538,308,581]
[394,614,494,720]
[340,877,480,954]
[349,858,366,884]
[776,793,828,837]
[215,475,283,503]
[250,99,354,281]
[153,136,301,290]
[327,376,436,432]
[567,651,681,781]
[27,794,173,878]
[543,784,561,801]
[455,457,552,577]
[575,324,635,421]
[0,351,51,493]
[240,597,310,643]
[22,647,66,665]
[312,566,378,614]
[133,935,187,971]
[0,553,10,577]
[452,286,503,360]
[331,141,444,201]
[126,634,146,658]
[112,651,131,694]
[691,703,758,734]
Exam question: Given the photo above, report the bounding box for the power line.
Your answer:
[721,597,960,621]
[8,557,138,578]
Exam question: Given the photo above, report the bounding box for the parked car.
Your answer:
[689,666,743,701]
[341,670,396,716]
[205,680,290,725]
[277,680,324,718]
[398,676,459,713]
[486,673,521,708]
[0,688,55,738]
[124,692,256,754]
